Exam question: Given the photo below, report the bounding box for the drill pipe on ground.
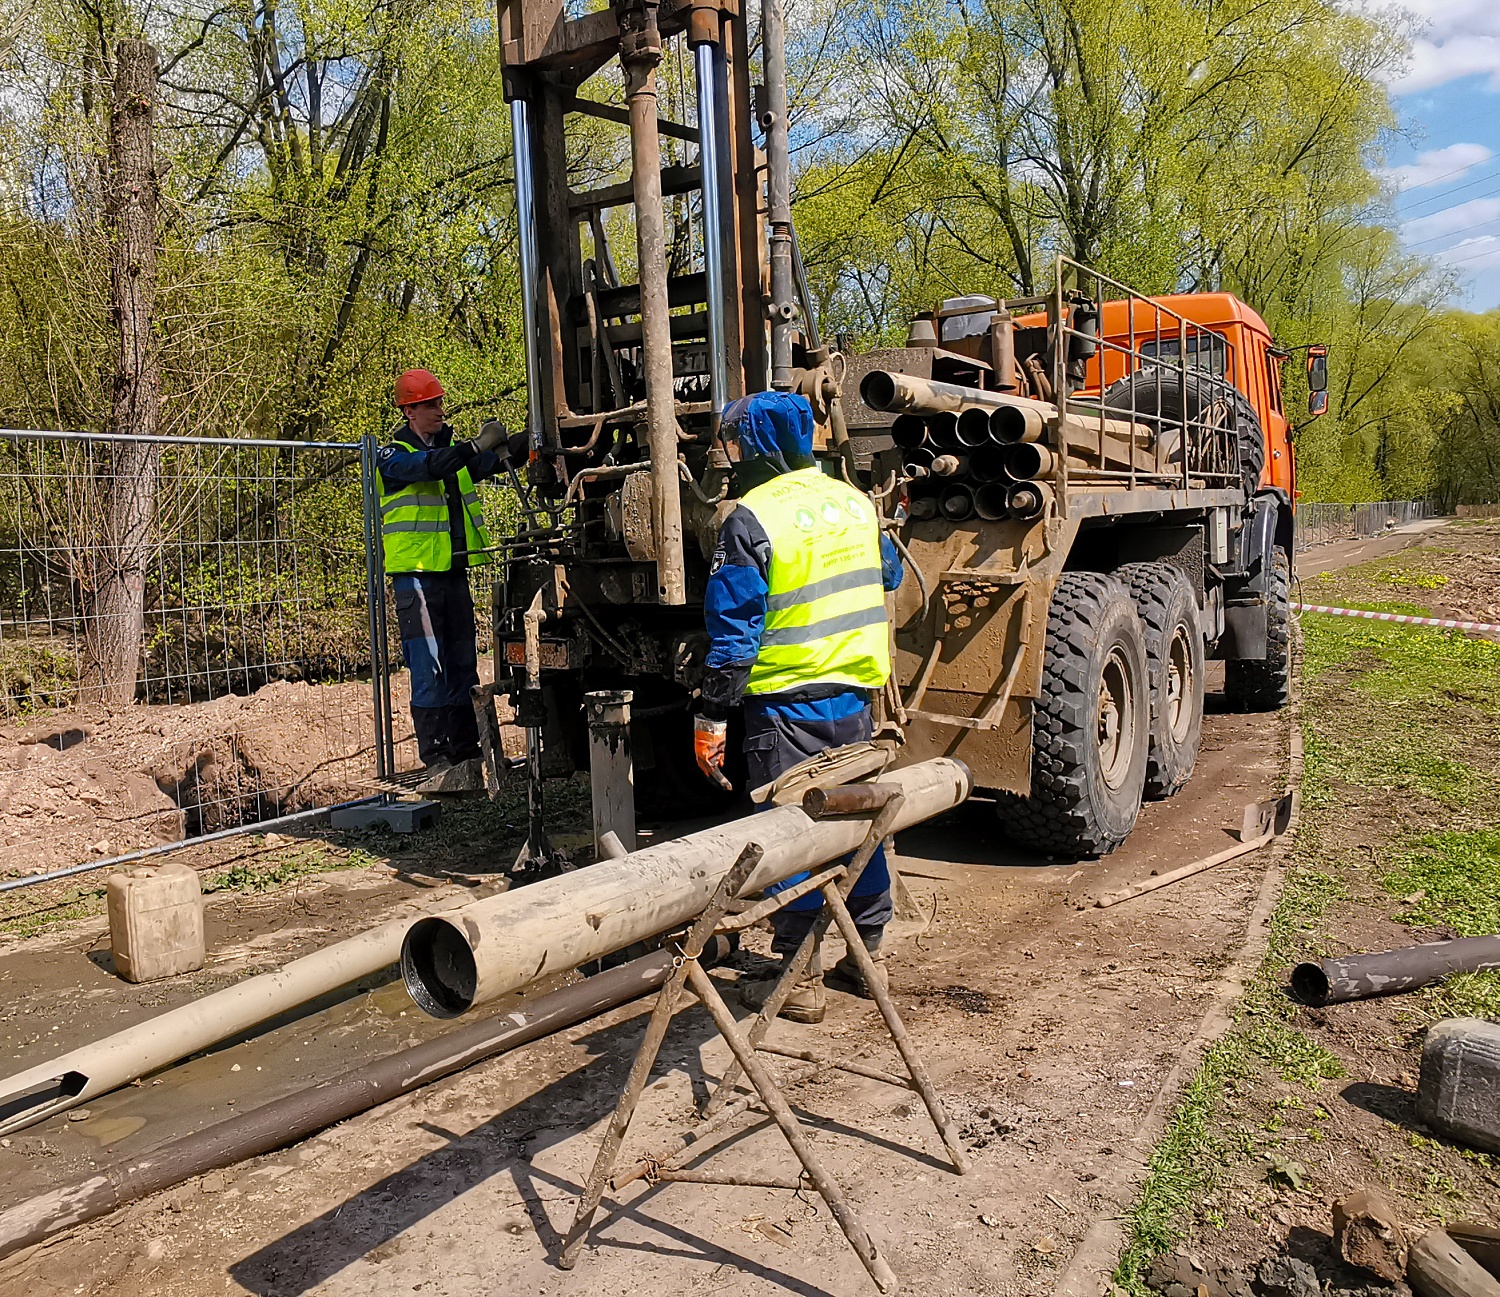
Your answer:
[402,758,973,1016]
[1291,935,1500,1006]
[0,908,453,1137]
[0,945,727,1261]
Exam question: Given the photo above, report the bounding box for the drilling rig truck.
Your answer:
[488,0,1327,857]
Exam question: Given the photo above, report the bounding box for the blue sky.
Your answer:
[1382,0,1500,310]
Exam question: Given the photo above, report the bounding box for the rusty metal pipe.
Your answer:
[1292,935,1500,1007]
[0,945,727,1261]
[1004,442,1055,480]
[973,483,1010,522]
[938,484,974,522]
[586,690,636,854]
[1006,480,1053,521]
[402,759,972,1016]
[989,403,1046,445]
[802,783,901,818]
[955,407,992,447]
[970,443,1009,483]
[860,369,1051,419]
[621,8,686,605]
[761,0,796,387]
[890,414,928,450]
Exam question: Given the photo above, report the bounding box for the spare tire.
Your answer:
[1101,369,1264,497]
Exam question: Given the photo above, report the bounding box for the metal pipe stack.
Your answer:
[862,368,1157,521]
[867,372,1062,524]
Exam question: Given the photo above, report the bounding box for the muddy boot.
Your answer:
[737,964,827,1024]
[418,757,485,795]
[825,937,888,1000]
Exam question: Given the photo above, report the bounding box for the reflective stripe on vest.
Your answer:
[377,439,492,574]
[740,466,891,696]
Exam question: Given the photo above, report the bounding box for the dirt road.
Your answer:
[0,526,1448,1297]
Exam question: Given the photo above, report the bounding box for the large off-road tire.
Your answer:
[996,572,1150,857]
[1117,562,1204,799]
[1102,369,1264,497]
[1224,547,1292,712]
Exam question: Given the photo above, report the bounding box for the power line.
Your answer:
[1389,152,1496,198]
[1438,239,1500,269]
[1397,162,1500,218]
[1404,199,1500,249]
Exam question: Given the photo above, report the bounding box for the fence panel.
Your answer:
[0,430,384,885]
[1296,499,1436,550]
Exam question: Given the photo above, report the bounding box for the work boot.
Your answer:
[417,756,485,795]
[737,966,826,1024]
[825,941,888,1000]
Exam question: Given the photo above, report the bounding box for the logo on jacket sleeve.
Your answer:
[709,549,726,573]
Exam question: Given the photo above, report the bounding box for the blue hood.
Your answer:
[720,391,815,474]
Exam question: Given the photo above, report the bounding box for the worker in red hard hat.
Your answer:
[377,369,523,794]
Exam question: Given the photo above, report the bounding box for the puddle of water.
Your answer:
[80,1114,146,1146]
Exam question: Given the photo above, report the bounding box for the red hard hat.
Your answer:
[395,369,444,407]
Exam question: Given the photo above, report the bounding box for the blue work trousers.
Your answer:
[392,571,481,768]
[743,701,892,954]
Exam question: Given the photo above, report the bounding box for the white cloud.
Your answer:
[1384,142,1493,189]
[1403,195,1500,242]
[1438,234,1500,269]
[1383,0,1500,92]
[1395,36,1500,93]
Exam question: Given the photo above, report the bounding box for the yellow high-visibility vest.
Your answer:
[377,437,492,574]
[739,466,891,696]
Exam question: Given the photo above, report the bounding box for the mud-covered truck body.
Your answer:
[486,0,1320,852]
[841,264,1309,852]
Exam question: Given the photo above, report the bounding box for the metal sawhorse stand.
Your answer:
[557,783,970,1294]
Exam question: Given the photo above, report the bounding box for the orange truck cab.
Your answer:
[1086,294,1296,499]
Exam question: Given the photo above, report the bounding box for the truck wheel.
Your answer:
[997,572,1150,857]
[1117,562,1204,799]
[1224,547,1292,711]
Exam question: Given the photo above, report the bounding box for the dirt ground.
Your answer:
[0,521,1467,1297]
[0,655,491,883]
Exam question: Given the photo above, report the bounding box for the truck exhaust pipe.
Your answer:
[402,759,972,1016]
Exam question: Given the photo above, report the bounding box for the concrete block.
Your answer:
[330,799,441,834]
[1417,1017,1500,1154]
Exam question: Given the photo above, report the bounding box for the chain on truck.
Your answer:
[487,0,1330,858]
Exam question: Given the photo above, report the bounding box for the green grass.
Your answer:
[1116,534,1500,1288]
[201,840,380,894]
[0,837,381,937]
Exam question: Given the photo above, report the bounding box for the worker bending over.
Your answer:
[377,369,515,793]
[694,391,903,1024]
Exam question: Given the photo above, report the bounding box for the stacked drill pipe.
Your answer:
[875,376,1072,524]
[863,369,1163,520]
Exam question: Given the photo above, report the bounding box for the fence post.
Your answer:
[360,435,393,782]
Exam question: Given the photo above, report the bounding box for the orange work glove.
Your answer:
[693,716,731,790]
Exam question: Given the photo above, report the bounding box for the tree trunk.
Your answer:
[84,38,162,708]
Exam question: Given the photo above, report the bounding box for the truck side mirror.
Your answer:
[1306,345,1327,392]
[1308,389,1328,417]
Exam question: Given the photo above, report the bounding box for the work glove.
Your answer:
[475,419,509,454]
[693,715,731,790]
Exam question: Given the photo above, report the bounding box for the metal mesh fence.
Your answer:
[1295,500,1437,550]
[0,430,385,882]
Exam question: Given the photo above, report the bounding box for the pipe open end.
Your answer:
[402,918,479,1019]
[859,370,898,412]
[1290,961,1330,1006]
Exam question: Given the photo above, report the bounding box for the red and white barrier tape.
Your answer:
[1292,603,1500,635]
